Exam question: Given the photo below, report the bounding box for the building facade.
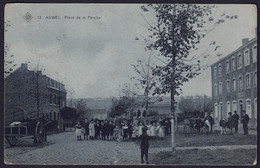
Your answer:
[211,37,257,129]
[5,63,67,130]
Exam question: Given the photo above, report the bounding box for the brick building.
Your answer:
[5,63,67,130]
[211,36,257,129]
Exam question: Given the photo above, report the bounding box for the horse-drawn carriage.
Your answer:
[5,110,53,146]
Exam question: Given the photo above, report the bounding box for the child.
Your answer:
[219,119,227,135]
[113,125,120,141]
[157,123,165,140]
[140,127,149,164]
[75,122,82,140]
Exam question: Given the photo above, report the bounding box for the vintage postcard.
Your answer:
[4,3,257,165]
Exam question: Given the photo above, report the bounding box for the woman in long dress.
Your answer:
[89,121,95,140]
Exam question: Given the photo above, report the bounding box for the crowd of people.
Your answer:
[219,110,250,135]
[74,117,171,142]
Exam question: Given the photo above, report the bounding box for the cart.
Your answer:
[5,110,48,146]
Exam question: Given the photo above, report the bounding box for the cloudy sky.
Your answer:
[5,4,257,99]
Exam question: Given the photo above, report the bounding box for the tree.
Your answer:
[178,95,213,117]
[140,4,237,149]
[75,99,89,120]
[60,106,77,130]
[131,51,163,115]
[4,21,16,78]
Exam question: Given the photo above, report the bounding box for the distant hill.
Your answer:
[67,98,114,110]
[67,96,180,111]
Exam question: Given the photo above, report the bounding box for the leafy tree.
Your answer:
[140,4,237,148]
[75,99,89,120]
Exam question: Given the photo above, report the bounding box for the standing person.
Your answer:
[227,112,234,135]
[100,121,105,140]
[157,123,165,140]
[204,113,214,133]
[75,122,82,141]
[96,121,102,140]
[139,127,149,164]
[128,123,133,141]
[113,125,120,141]
[122,122,129,141]
[232,111,239,133]
[241,110,250,135]
[150,123,156,139]
[104,120,110,141]
[89,121,95,140]
[108,121,115,140]
[138,123,143,137]
[84,119,90,140]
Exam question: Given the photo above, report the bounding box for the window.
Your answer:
[245,73,250,88]
[50,112,52,120]
[214,103,218,118]
[232,56,236,71]
[213,66,217,78]
[244,49,250,66]
[253,44,257,63]
[226,80,230,92]
[226,60,230,73]
[53,94,57,104]
[49,94,52,104]
[226,101,231,118]
[232,100,237,113]
[238,53,243,69]
[232,78,236,91]
[218,63,222,77]
[254,71,257,87]
[238,76,243,90]
[54,112,56,120]
[219,102,223,119]
[219,82,223,95]
[246,99,252,118]
[215,83,218,96]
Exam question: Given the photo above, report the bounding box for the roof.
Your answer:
[210,37,257,67]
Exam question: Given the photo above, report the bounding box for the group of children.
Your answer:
[75,119,168,142]
[132,122,166,141]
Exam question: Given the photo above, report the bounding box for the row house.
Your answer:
[5,63,67,130]
[211,35,257,129]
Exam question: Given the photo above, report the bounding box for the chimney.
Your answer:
[21,63,28,70]
[242,38,249,45]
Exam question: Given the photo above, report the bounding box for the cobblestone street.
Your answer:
[5,131,142,165]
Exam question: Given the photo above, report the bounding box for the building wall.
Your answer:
[5,63,67,130]
[211,38,257,129]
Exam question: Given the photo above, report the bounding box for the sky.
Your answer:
[5,4,257,99]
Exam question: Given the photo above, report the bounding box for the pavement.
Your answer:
[4,129,257,165]
[4,131,141,165]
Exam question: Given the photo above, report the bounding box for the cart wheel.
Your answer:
[34,121,45,144]
[6,136,18,146]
